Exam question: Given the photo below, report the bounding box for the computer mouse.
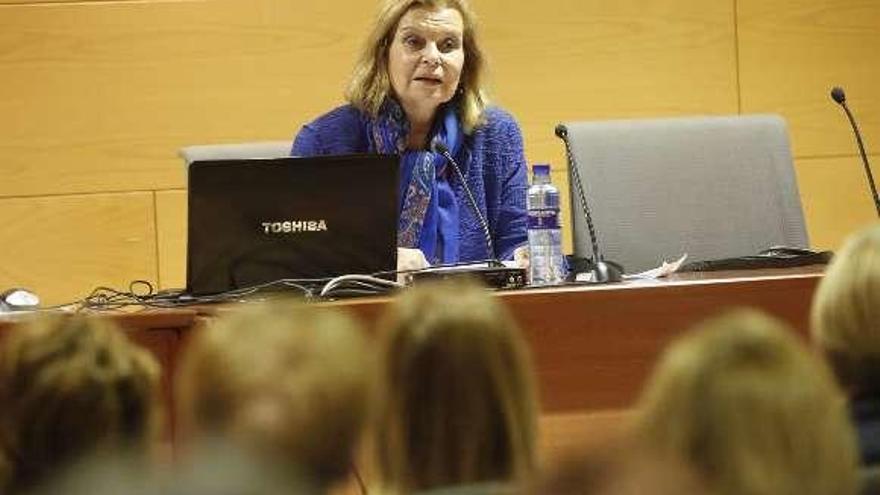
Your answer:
[0,288,40,312]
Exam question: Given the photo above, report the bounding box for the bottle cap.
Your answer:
[533,164,550,175]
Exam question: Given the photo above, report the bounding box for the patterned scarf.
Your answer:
[367,99,464,261]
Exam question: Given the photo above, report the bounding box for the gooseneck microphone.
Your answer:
[555,124,623,283]
[431,139,499,265]
[830,86,880,218]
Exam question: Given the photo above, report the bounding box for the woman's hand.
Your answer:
[397,248,430,284]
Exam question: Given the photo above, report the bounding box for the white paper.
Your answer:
[623,253,689,280]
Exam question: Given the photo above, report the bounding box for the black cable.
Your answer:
[557,124,602,263]
[61,257,508,312]
[319,277,400,299]
[369,258,499,279]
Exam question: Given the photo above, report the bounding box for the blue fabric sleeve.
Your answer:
[291,125,321,156]
[489,111,529,260]
[290,105,369,157]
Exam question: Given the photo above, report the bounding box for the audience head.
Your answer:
[535,441,706,495]
[26,452,161,495]
[0,314,161,493]
[635,309,859,495]
[812,224,880,397]
[347,0,488,133]
[177,299,370,491]
[374,280,538,493]
[30,442,315,495]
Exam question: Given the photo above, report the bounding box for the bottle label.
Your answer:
[528,209,559,229]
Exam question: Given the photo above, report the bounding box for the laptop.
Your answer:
[186,154,400,295]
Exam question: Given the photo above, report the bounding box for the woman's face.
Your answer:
[387,6,465,122]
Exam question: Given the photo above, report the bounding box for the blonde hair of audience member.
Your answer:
[347,0,487,134]
[812,224,880,395]
[177,300,371,491]
[0,315,161,493]
[635,309,859,495]
[536,441,706,495]
[374,281,538,494]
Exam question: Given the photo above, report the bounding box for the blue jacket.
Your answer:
[292,104,528,262]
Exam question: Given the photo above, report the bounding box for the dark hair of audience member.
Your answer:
[177,299,371,492]
[0,314,161,493]
[635,309,859,495]
[373,280,539,494]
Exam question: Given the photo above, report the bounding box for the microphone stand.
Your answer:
[433,140,501,266]
[405,140,527,289]
[831,86,880,218]
[555,124,623,283]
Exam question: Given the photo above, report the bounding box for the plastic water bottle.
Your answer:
[528,164,565,285]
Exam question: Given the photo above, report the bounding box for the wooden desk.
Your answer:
[0,266,824,456]
[2,267,823,413]
[302,266,827,459]
[327,266,823,412]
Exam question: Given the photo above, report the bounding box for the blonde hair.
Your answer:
[177,299,371,489]
[811,224,880,393]
[374,281,538,493]
[636,309,859,495]
[0,315,161,493]
[346,0,488,134]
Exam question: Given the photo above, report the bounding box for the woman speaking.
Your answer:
[293,0,528,269]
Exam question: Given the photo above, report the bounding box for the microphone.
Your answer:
[555,124,623,283]
[431,139,500,265]
[830,86,880,218]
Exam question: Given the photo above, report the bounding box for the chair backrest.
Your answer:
[179,141,292,167]
[561,114,809,274]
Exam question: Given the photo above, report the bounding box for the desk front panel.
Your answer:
[332,267,823,412]
[0,268,824,459]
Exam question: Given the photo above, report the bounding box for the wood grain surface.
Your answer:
[0,0,372,197]
[738,0,880,158]
[0,191,157,305]
[1,0,877,303]
[484,0,738,168]
[795,154,880,251]
[155,189,186,290]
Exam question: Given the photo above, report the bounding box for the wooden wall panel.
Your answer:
[0,192,157,305]
[481,0,739,169]
[479,0,737,252]
[155,189,186,290]
[0,0,95,3]
[0,0,373,197]
[795,155,880,251]
[738,0,880,158]
[3,0,878,299]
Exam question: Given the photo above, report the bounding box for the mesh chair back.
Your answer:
[179,141,292,167]
[562,114,808,273]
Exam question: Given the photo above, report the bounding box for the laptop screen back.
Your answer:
[186,154,399,295]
